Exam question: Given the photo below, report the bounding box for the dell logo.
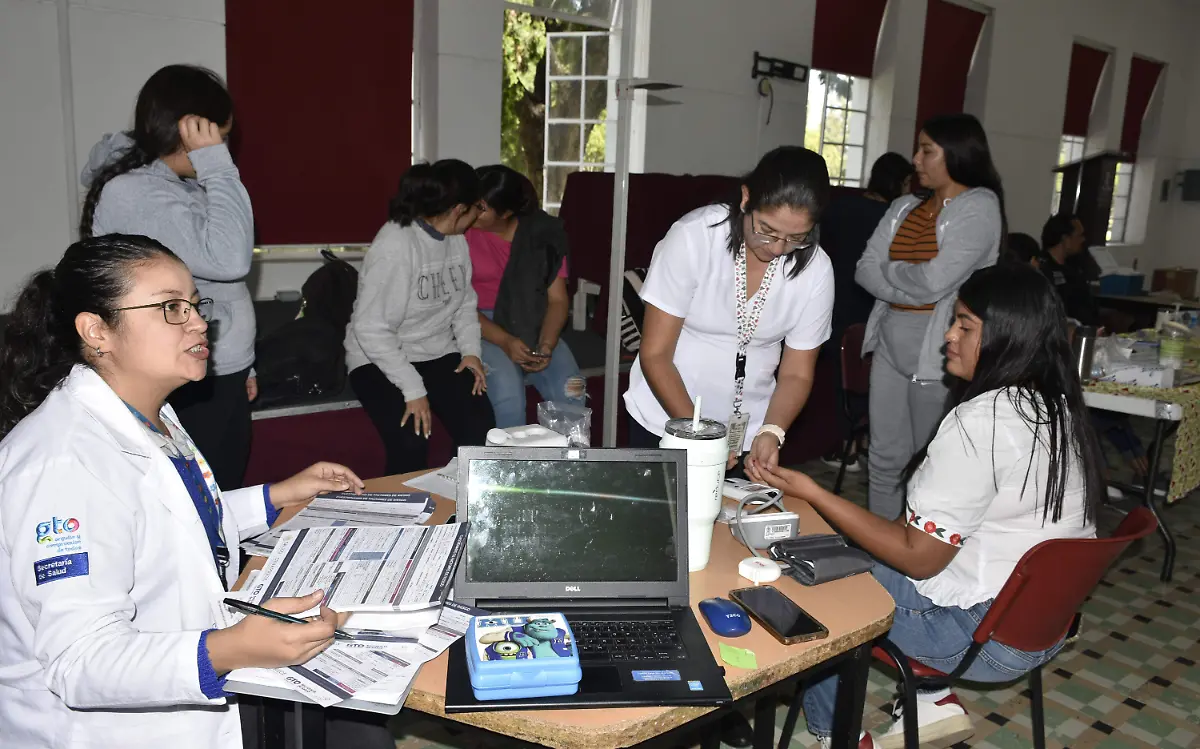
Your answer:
[565,585,581,592]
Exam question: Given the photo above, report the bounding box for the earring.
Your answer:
[94,346,104,357]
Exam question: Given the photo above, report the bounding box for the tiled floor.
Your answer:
[387,455,1200,749]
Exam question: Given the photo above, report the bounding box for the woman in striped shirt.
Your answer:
[854,114,1005,520]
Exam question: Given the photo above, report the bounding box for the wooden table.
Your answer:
[238,471,895,749]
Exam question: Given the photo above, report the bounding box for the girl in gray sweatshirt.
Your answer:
[346,160,495,474]
[79,65,255,489]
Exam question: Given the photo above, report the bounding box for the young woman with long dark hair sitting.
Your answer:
[751,264,1104,748]
[466,165,586,428]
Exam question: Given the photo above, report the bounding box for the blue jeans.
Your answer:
[479,311,586,428]
[804,565,1064,738]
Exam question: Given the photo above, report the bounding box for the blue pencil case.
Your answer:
[465,612,582,701]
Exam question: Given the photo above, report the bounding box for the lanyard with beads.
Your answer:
[124,403,231,588]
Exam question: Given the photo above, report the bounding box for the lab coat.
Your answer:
[0,365,270,748]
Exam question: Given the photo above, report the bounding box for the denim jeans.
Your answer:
[479,311,586,428]
[804,565,1064,738]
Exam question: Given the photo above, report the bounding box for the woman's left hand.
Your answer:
[457,355,488,395]
[271,462,366,509]
[744,433,781,483]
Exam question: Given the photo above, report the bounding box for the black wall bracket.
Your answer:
[752,51,809,83]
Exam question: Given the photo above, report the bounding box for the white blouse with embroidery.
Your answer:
[905,387,1096,609]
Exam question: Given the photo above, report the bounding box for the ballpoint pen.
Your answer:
[222,597,356,640]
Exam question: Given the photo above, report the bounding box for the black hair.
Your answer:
[1005,232,1042,266]
[919,114,1008,239]
[0,235,180,438]
[902,264,1105,526]
[79,65,232,238]
[388,159,482,227]
[866,152,915,202]
[720,146,831,279]
[1041,213,1079,251]
[477,164,539,218]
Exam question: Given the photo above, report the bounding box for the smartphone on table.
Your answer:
[728,585,829,645]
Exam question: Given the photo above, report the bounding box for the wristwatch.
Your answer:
[755,424,786,447]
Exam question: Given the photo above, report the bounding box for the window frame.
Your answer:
[1050,134,1086,215]
[806,69,872,187]
[1107,162,1134,244]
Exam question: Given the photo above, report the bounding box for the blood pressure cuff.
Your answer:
[769,534,875,586]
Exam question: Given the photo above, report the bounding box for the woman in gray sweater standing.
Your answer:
[855,114,1004,521]
[80,65,256,489]
[346,160,495,474]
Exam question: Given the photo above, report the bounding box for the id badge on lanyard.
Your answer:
[730,246,780,461]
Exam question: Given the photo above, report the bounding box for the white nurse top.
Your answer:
[624,204,834,451]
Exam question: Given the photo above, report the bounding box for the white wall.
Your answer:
[0,0,226,312]
[640,0,815,177]
[6,0,1200,310]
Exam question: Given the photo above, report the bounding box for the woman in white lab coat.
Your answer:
[0,234,366,749]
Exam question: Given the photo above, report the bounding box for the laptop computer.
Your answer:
[444,446,732,711]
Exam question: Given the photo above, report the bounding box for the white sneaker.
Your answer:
[818,731,881,749]
[821,453,863,473]
[876,693,974,749]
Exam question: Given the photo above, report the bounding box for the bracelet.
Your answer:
[755,424,786,447]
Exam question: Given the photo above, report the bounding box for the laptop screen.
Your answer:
[463,457,680,584]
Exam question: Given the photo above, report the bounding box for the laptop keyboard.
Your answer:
[570,618,688,662]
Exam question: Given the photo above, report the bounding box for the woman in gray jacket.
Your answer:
[855,114,1004,520]
[80,65,255,490]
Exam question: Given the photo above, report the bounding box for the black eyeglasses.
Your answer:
[114,298,214,325]
[748,213,819,253]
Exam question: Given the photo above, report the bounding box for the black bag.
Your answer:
[255,251,359,407]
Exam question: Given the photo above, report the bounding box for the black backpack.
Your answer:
[255,250,359,407]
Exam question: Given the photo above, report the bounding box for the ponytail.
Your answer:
[387,159,481,226]
[78,140,153,237]
[0,271,79,437]
[0,235,179,438]
[80,63,233,237]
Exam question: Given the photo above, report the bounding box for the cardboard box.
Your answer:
[1151,267,1198,299]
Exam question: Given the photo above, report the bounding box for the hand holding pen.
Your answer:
[205,591,351,674]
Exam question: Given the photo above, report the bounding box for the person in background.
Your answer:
[0,235,365,749]
[467,165,586,428]
[80,64,256,489]
[758,265,1103,749]
[625,146,834,476]
[1040,213,1098,326]
[819,152,915,472]
[346,160,495,475]
[1004,232,1042,268]
[854,113,1005,521]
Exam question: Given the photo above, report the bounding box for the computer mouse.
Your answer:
[699,597,751,637]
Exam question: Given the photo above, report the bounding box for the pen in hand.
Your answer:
[223,597,356,641]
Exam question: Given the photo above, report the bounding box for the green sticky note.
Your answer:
[718,642,758,670]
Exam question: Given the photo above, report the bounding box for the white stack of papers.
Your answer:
[222,599,485,707]
[242,491,436,557]
[401,458,459,499]
[243,523,468,633]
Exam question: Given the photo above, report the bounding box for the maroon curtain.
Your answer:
[812,0,890,78]
[914,0,986,142]
[225,1,414,244]
[1062,43,1109,137]
[1120,56,1165,159]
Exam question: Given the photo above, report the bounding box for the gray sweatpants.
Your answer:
[867,310,949,520]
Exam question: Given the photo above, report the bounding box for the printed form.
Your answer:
[242,491,436,557]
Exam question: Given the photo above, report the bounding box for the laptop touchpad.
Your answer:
[578,666,622,693]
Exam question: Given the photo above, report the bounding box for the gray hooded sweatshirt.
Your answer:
[855,188,1002,381]
[81,133,256,377]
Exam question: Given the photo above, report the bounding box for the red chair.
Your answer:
[833,323,870,494]
[872,507,1158,749]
